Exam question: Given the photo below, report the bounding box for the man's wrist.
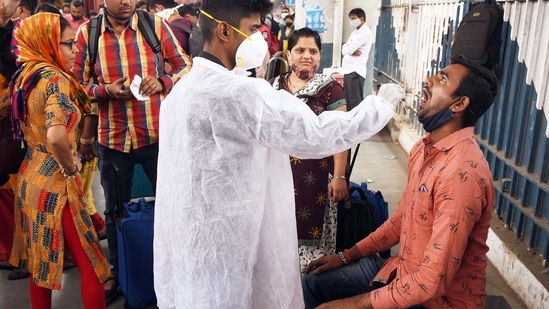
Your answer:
[157,77,166,92]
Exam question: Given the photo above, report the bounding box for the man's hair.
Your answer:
[148,0,177,10]
[199,0,273,43]
[0,20,16,88]
[450,54,499,127]
[178,4,199,17]
[287,27,321,52]
[70,0,83,8]
[61,3,70,9]
[35,2,61,14]
[349,8,365,20]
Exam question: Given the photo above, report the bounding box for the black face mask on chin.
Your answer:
[418,98,461,132]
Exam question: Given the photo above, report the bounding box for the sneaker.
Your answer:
[7,268,30,280]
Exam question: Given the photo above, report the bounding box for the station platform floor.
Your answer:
[0,129,528,308]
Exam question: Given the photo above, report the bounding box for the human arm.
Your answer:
[79,103,98,163]
[48,125,81,175]
[341,27,372,56]
[327,85,349,203]
[368,161,491,307]
[316,293,373,309]
[46,76,82,175]
[154,16,191,93]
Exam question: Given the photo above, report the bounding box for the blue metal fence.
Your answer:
[375,0,549,264]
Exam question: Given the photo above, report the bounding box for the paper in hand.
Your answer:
[130,75,150,101]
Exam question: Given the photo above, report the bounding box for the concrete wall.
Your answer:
[290,0,381,95]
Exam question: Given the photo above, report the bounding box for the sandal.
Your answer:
[7,268,30,280]
[104,276,120,306]
[0,261,14,271]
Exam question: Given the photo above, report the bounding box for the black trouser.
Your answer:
[344,72,365,111]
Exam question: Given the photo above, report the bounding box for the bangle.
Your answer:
[157,77,166,92]
[80,136,95,145]
[333,175,346,180]
[343,249,353,263]
[338,251,350,265]
[61,163,80,178]
[105,84,113,97]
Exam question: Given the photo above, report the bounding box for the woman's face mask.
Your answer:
[235,31,268,70]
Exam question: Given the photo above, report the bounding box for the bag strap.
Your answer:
[349,144,361,177]
[88,15,102,84]
[136,10,164,76]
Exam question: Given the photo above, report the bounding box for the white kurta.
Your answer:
[154,57,394,309]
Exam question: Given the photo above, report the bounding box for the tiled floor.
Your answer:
[0,129,527,308]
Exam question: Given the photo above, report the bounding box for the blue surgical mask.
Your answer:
[418,98,461,132]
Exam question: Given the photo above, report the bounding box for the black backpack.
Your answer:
[87,10,164,83]
[451,0,504,72]
[169,21,203,58]
[266,15,280,39]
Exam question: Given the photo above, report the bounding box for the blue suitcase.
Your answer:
[114,164,156,309]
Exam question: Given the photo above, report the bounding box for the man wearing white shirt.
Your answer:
[342,8,373,110]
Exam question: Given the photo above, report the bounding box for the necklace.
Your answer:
[287,75,304,94]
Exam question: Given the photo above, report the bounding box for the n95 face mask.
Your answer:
[235,31,268,70]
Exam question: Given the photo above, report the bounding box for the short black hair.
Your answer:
[199,0,273,43]
[178,4,199,17]
[287,27,322,52]
[0,20,16,88]
[70,0,83,8]
[450,54,499,127]
[35,2,61,14]
[18,0,36,13]
[148,0,177,10]
[349,8,365,20]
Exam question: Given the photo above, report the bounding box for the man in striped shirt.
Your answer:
[73,0,191,304]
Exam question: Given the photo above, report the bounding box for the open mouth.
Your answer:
[420,87,430,108]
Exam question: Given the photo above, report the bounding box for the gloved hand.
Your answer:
[377,83,406,112]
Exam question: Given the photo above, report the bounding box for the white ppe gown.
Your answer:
[154,57,394,309]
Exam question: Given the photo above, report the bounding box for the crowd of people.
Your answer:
[0,0,499,308]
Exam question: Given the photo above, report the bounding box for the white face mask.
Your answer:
[235,31,268,70]
[281,13,288,20]
[350,18,361,29]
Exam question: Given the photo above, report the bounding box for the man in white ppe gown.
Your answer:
[154,0,406,308]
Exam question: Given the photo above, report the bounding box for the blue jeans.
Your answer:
[302,255,386,309]
[98,143,158,279]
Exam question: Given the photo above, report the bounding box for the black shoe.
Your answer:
[7,268,30,280]
[0,262,14,271]
[104,277,120,306]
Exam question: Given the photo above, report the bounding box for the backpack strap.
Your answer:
[136,10,164,76]
[88,15,102,84]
